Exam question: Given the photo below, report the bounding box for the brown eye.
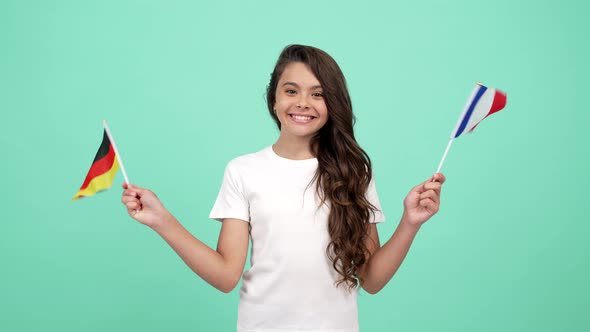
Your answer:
[286,89,296,95]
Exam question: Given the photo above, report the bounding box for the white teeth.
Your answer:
[291,115,313,121]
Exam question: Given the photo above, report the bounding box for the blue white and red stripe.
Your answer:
[451,83,507,138]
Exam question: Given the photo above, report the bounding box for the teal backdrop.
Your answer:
[1,0,588,331]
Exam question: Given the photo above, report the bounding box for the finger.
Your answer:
[123,183,149,194]
[419,199,439,213]
[422,185,441,200]
[410,182,426,195]
[122,190,140,199]
[420,190,439,204]
[121,196,140,205]
[413,178,435,195]
[423,181,442,193]
[431,172,446,184]
[125,201,142,211]
[133,187,152,198]
[419,192,439,208]
[419,197,434,207]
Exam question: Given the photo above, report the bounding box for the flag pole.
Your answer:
[102,120,130,184]
[435,138,454,174]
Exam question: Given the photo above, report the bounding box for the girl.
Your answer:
[122,44,445,332]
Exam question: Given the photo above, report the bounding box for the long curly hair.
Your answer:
[266,44,377,290]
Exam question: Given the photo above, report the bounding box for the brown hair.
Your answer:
[266,44,377,290]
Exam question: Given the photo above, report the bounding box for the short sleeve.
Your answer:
[209,161,250,222]
[367,178,386,223]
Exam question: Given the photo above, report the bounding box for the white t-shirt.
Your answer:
[209,146,385,332]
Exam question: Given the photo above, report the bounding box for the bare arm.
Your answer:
[358,173,445,294]
[357,215,420,294]
[122,183,249,293]
[154,216,249,293]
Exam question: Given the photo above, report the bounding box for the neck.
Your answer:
[273,134,315,160]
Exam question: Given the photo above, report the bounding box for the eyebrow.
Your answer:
[282,81,322,90]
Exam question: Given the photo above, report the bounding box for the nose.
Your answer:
[296,94,311,109]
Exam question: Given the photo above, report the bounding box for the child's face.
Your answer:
[274,62,329,141]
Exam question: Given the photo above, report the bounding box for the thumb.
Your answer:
[126,185,149,210]
[430,172,446,184]
[122,183,150,197]
[122,182,142,190]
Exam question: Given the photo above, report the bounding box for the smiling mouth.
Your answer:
[289,114,316,123]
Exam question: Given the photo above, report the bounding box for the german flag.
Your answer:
[72,130,120,200]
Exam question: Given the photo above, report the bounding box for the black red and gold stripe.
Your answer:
[72,130,120,200]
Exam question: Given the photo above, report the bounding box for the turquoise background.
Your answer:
[1,0,588,331]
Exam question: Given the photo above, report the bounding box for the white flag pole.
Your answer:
[102,120,130,184]
[435,138,454,174]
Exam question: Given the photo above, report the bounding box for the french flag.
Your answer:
[451,83,507,138]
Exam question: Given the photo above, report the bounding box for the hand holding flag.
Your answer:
[122,183,172,229]
[436,83,507,173]
[402,172,446,226]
